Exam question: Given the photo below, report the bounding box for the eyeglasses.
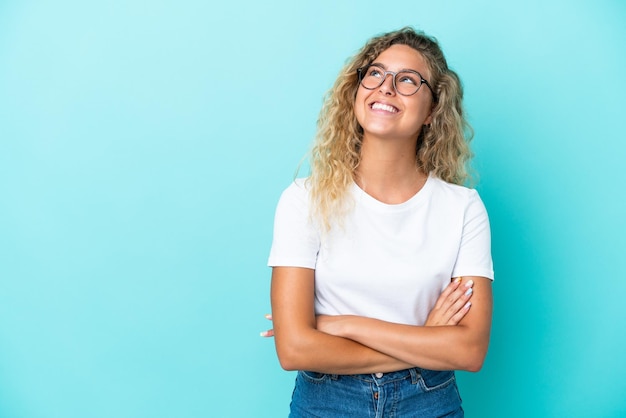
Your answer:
[357,64,435,98]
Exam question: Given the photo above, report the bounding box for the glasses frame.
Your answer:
[357,65,436,99]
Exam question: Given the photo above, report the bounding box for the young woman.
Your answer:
[264,27,494,417]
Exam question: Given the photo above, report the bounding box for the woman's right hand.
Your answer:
[424,277,474,326]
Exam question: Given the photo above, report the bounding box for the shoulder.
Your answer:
[428,176,489,221]
[278,178,311,204]
[428,175,481,204]
[273,178,313,218]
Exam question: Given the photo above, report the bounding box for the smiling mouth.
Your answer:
[370,102,399,113]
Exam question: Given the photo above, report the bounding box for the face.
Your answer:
[354,44,434,144]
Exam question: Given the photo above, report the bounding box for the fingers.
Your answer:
[433,278,462,310]
[260,313,274,337]
[425,278,466,326]
[443,279,474,325]
[260,329,274,337]
[448,301,472,324]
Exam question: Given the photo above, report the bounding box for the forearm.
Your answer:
[274,326,413,374]
[338,318,487,371]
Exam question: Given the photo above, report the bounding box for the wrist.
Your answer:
[341,315,361,339]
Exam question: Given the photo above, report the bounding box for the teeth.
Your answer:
[371,102,397,113]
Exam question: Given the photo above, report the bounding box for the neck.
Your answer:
[355,136,427,204]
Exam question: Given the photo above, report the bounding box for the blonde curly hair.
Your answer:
[308,27,473,230]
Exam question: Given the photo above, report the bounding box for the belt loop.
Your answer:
[409,367,421,384]
[330,374,339,380]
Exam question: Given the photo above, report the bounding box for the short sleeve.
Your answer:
[451,190,494,280]
[267,180,320,269]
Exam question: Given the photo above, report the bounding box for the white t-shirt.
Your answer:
[268,174,494,326]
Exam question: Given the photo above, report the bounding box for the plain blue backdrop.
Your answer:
[1,1,625,417]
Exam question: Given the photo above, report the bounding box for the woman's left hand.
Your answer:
[424,277,473,327]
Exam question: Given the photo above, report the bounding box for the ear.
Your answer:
[423,111,433,126]
[423,101,435,126]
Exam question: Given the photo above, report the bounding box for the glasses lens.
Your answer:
[360,65,386,90]
[395,71,421,96]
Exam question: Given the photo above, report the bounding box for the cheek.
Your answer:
[409,99,433,124]
[354,89,367,125]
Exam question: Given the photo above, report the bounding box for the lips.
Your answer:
[370,102,399,113]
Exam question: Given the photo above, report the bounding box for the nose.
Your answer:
[379,73,396,95]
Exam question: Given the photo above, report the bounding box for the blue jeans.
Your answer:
[289,368,463,417]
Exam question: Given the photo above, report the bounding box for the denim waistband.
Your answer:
[293,368,462,416]
[327,367,423,384]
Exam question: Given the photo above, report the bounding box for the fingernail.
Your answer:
[464,279,474,288]
[464,301,472,310]
[260,331,269,337]
[465,287,473,296]
[453,277,462,283]
[265,314,272,319]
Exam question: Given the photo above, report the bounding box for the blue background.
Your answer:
[1,1,625,417]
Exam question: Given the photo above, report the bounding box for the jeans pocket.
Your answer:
[298,370,328,384]
[418,369,456,392]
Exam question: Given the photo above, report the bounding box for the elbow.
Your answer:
[456,344,488,373]
[275,340,307,371]
[273,326,320,371]
[462,357,484,373]
[276,350,299,371]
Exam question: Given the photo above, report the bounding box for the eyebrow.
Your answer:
[370,61,423,74]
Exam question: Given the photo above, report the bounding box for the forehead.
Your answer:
[373,44,430,77]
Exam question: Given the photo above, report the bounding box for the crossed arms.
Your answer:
[267,266,492,374]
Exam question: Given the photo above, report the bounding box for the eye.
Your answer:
[368,66,384,78]
[398,73,419,85]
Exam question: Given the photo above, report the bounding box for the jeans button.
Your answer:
[375,372,383,378]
